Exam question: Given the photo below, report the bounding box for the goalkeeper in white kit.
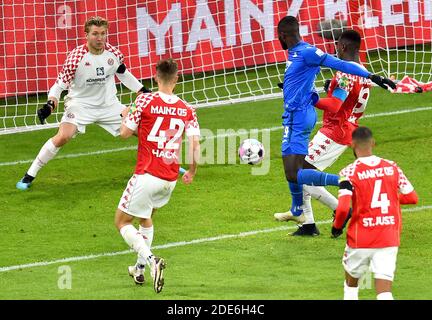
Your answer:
[17,16,150,190]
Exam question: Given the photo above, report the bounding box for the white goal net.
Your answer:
[1,0,431,134]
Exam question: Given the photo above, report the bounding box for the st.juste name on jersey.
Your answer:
[336,155,417,248]
[340,157,412,231]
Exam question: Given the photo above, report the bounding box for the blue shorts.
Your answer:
[281,104,317,156]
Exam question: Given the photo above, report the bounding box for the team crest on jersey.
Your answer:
[96,67,105,76]
[315,48,325,56]
[107,58,114,66]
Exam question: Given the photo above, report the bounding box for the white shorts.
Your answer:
[305,131,348,171]
[118,173,177,219]
[342,245,399,281]
[61,100,125,136]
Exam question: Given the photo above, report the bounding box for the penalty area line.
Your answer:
[0,221,329,273]
[1,204,432,273]
[1,106,432,167]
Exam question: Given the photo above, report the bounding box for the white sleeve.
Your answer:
[124,103,141,132]
[47,81,65,101]
[116,69,143,93]
[185,107,200,137]
[48,46,87,100]
[339,163,355,180]
[124,93,155,131]
[48,58,73,101]
[397,166,414,194]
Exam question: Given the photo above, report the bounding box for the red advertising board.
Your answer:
[1,0,431,98]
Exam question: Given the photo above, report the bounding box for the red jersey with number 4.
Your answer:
[339,156,414,248]
[124,92,200,181]
[319,71,372,145]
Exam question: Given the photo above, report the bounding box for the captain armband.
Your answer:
[339,179,353,191]
[116,63,127,74]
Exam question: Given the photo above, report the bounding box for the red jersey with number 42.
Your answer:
[320,71,372,145]
[339,156,414,248]
[124,92,200,181]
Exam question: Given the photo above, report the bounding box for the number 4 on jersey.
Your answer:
[371,179,390,214]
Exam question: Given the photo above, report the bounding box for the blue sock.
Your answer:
[289,182,303,216]
[297,169,339,186]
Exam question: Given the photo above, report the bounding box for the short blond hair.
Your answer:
[156,59,178,82]
[84,16,108,33]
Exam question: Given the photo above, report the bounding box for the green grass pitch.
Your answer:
[0,89,431,300]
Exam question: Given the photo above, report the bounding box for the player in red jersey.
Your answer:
[333,127,418,300]
[274,30,372,236]
[114,59,200,293]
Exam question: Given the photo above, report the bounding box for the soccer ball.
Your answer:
[238,139,265,165]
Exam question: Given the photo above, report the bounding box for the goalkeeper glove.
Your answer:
[323,79,331,93]
[277,82,283,90]
[37,100,55,125]
[138,86,152,94]
[331,226,343,238]
[368,74,396,90]
[332,209,352,229]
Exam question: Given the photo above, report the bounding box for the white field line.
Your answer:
[1,106,431,167]
[1,204,432,273]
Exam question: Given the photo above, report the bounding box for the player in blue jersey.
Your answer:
[275,16,396,224]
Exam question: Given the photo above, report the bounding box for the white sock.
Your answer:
[302,190,315,224]
[303,185,338,211]
[27,138,60,177]
[377,292,394,300]
[137,225,154,268]
[344,281,359,300]
[120,225,153,266]
[139,225,154,249]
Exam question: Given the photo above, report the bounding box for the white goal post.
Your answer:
[1,0,431,135]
